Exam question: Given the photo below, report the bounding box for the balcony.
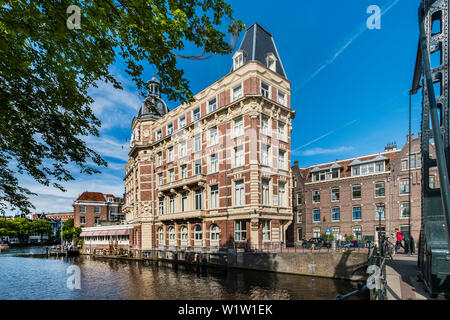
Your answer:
[159,174,206,193]
[157,210,207,221]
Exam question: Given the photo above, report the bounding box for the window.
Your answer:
[297,193,302,205]
[375,203,385,220]
[312,190,320,203]
[332,208,340,221]
[232,84,242,101]
[180,226,188,241]
[159,197,164,215]
[80,216,86,224]
[194,160,202,175]
[169,169,175,182]
[261,144,269,166]
[156,129,162,140]
[169,195,175,213]
[278,150,285,170]
[158,228,164,243]
[399,179,410,194]
[375,161,384,172]
[312,173,319,182]
[210,185,219,209]
[79,206,86,213]
[181,192,188,212]
[168,227,175,243]
[179,115,186,128]
[262,179,270,205]
[158,173,163,185]
[261,82,270,98]
[194,225,202,241]
[195,189,203,210]
[157,152,163,166]
[278,182,286,207]
[261,116,269,135]
[400,202,410,218]
[235,180,244,206]
[297,228,303,240]
[210,153,218,173]
[331,188,340,201]
[235,145,244,167]
[332,227,340,239]
[313,209,320,222]
[400,225,410,239]
[208,97,217,113]
[417,154,422,168]
[361,163,374,175]
[429,175,435,189]
[168,147,174,162]
[409,154,416,169]
[266,55,276,71]
[352,226,362,241]
[234,117,243,137]
[167,122,173,135]
[209,127,218,146]
[234,53,243,70]
[332,168,339,179]
[193,107,200,121]
[352,185,361,199]
[210,225,220,242]
[262,220,271,241]
[278,122,285,140]
[401,160,408,170]
[179,141,187,158]
[94,206,100,213]
[194,135,201,153]
[352,166,360,176]
[235,220,247,241]
[313,227,321,238]
[181,165,187,179]
[352,207,362,220]
[278,91,286,106]
[375,182,385,197]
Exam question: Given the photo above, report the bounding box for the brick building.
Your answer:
[123,23,295,251]
[73,192,124,227]
[289,134,437,246]
[45,212,74,222]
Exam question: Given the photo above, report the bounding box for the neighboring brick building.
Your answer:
[286,160,306,245]
[289,134,437,246]
[73,192,124,227]
[45,212,74,222]
[123,23,295,250]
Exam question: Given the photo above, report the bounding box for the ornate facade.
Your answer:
[123,23,295,250]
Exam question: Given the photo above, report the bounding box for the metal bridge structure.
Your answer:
[412,0,450,299]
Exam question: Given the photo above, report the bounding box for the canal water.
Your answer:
[0,246,367,300]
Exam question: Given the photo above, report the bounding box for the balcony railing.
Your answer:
[159,174,206,192]
[157,210,207,221]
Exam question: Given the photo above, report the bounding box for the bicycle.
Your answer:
[383,237,395,259]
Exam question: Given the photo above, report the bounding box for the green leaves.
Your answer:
[0,0,243,214]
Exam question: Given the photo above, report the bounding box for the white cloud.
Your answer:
[298,146,354,156]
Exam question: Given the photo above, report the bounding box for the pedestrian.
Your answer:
[395,228,404,253]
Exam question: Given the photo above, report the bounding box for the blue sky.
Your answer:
[15,0,424,215]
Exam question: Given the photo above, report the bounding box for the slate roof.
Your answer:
[234,23,287,78]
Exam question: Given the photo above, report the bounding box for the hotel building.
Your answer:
[122,23,295,251]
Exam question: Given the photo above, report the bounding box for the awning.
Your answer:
[81,229,130,237]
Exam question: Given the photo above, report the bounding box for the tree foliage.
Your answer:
[62,218,82,242]
[0,0,244,214]
[31,219,53,238]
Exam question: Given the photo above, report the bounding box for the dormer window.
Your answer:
[233,51,244,70]
[265,53,277,72]
[107,197,113,203]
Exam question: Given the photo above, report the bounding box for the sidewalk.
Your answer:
[385,254,430,300]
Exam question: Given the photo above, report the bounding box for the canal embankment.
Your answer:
[84,249,368,281]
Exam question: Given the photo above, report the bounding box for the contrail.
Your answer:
[295,0,401,91]
[293,120,357,153]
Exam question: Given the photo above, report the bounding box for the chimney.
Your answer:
[294,160,299,167]
[385,141,397,152]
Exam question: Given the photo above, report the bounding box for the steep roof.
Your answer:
[76,192,106,202]
[235,23,287,78]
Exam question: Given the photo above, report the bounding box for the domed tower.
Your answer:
[137,76,170,119]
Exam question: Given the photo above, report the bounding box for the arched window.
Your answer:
[158,227,164,242]
[169,227,176,242]
[210,224,220,242]
[265,53,277,72]
[180,226,188,241]
[194,225,202,240]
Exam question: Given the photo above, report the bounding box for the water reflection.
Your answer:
[0,247,367,300]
